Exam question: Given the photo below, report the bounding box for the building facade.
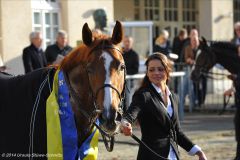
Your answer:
[0,0,238,74]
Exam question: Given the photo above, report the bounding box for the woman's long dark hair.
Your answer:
[140,52,173,88]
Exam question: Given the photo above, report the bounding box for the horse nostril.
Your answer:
[99,109,119,132]
[106,120,117,130]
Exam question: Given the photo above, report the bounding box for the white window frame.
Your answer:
[31,0,61,49]
[133,0,198,40]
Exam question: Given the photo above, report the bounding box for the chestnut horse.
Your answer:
[0,21,125,159]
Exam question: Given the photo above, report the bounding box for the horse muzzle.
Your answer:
[99,109,121,135]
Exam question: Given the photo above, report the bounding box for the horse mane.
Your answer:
[60,33,111,72]
[209,41,240,73]
[210,41,238,54]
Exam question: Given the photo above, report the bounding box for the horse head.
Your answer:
[191,37,216,82]
[61,21,125,140]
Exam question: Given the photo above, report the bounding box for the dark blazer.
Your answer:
[123,49,139,75]
[153,40,171,56]
[172,37,187,63]
[231,37,240,46]
[22,44,47,73]
[45,43,72,64]
[124,82,194,160]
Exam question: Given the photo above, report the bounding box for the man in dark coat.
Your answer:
[22,31,47,73]
[45,30,72,65]
[122,36,139,75]
[172,28,188,65]
[224,73,240,160]
[122,36,139,111]
[231,21,240,111]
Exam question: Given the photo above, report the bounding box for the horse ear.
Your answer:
[201,36,208,46]
[111,21,123,44]
[82,23,92,46]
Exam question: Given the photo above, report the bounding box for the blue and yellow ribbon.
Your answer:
[46,70,99,160]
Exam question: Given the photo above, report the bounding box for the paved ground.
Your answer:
[98,112,236,160]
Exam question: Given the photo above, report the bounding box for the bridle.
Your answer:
[192,46,228,80]
[64,42,126,152]
[192,43,232,115]
[86,41,126,121]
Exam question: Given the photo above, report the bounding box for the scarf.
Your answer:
[46,70,99,160]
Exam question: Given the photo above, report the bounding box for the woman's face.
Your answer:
[147,59,167,86]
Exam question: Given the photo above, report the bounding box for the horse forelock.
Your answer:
[60,35,114,72]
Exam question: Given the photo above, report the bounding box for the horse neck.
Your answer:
[214,49,240,74]
[72,81,97,145]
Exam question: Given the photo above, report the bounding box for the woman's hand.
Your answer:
[224,88,234,96]
[120,121,132,136]
[196,150,207,160]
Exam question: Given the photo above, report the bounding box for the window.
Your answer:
[182,0,198,32]
[164,0,178,21]
[132,0,199,40]
[234,0,240,22]
[46,0,56,2]
[31,0,60,49]
[182,0,197,22]
[134,0,160,21]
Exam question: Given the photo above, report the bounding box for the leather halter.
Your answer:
[192,47,228,80]
[192,48,215,79]
[85,41,126,120]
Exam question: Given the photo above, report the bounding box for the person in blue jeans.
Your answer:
[179,66,195,111]
[181,30,199,110]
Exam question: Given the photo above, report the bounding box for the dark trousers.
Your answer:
[235,108,240,159]
[193,76,207,106]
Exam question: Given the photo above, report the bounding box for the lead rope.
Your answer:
[130,134,170,160]
[201,70,230,80]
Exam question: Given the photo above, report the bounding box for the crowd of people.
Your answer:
[22,30,72,74]
[1,20,240,159]
[121,23,240,159]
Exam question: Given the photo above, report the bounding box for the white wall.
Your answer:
[1,0,32,75]
[62,0,114,48]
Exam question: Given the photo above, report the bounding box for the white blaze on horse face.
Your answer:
[101,51,113,118]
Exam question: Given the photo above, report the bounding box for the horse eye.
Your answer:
[87,68,94,74]
[86,64,94,74]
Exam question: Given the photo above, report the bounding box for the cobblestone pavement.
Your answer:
[98,112,236,160]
